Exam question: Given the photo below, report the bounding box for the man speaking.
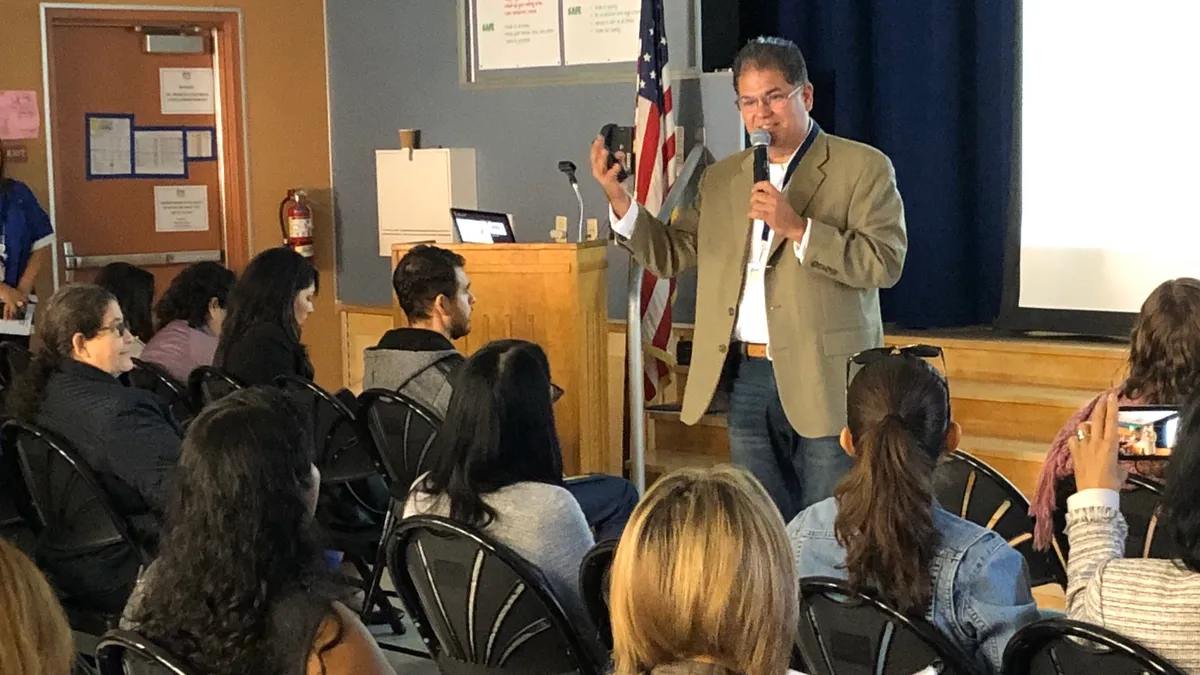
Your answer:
[590,37,907,520]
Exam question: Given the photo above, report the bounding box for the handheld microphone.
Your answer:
[749,129,771,184]
[557,160,585,241]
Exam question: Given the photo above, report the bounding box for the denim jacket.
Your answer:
[788,498,1039,674]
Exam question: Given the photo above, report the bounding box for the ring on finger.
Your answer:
[1075,423,1092,442]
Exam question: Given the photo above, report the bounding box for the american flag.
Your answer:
[634,0,678,401]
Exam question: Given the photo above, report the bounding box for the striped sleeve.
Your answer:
[1064,505,1127,623]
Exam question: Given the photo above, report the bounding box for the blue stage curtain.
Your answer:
[744,1,1016,328]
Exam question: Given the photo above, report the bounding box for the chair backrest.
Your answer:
[795,577,980,675]
[275,375,376,484]
[127,359,194,424]
[1120,474,1170,559]
[578,539,617,650]
[358,388,442,498]
[96,629,199,675]
[934,450,1066,587]
[389,515,600,675]
[186,366,242,410]
[0,420,150,563]
[1002,617,1185,675]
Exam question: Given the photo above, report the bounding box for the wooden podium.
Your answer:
[390,241,615,476]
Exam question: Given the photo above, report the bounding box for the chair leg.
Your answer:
[360,508,407,636]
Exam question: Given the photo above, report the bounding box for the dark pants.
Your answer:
[564,474,639,542]
[727,355,852,523]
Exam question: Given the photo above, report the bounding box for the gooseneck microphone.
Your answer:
[557,160,585,242]
[749,129,771,184]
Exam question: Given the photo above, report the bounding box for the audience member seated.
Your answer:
[1065,392,1200,672]
[1032,277,1200,552]
[8,284,182,612]
[404,339,599,630]
[123,387,396,675]
[215,247,317,387]
[381,247,637,540]
[0,537,74,675]
[609,466,797,675]
[95,262,155,357]
[365,244,469,414]
[788,350,1038,674]
[140,261,236,383]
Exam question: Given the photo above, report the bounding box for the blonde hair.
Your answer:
[0,538,74,675]
[609,466,797,675]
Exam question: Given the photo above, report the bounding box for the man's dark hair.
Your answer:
[732,36,809,93]
[393,245,466,321]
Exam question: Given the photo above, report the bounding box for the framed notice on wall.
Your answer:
[461,0,698,86]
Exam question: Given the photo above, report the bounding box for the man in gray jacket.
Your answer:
[368,244,637,540]
[362,245,472,414]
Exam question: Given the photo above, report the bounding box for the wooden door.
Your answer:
[45,9,249,295]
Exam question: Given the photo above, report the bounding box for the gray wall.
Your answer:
[326,0,736,321]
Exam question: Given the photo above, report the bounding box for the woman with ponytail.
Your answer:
[787,348,1038,674]
[8,284,182,613]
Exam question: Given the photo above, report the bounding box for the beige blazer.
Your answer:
[616,130,907,438]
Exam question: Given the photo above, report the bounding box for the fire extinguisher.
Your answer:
[279,188,314,258]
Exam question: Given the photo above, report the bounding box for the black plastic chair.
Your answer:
[127,359,195,425]
[935,449,1066,587]
[0,420,151,631]
[795,577,981,675]
[1002,617,1185,675]
[96,629,199,675]
[1052,473,1171,562]
[356,388,444,645]
[275,376,377,482]
[578,539,617,650]
[358,388,443,500]
[1119,474,1170,559]
[274,376,406,639]
[389,515,603,675]
[186,366,242,410]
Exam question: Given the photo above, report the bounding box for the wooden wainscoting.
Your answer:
[340,303,395,394]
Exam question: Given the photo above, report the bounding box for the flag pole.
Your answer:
[627,261,647,494]
[626,145,708,494]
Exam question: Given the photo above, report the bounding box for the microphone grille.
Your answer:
[749,129,772,147]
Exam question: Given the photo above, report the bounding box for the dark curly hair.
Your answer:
[95,262,155,343]
[128,387,341,674]
[154,261,236,330]
[1120,278,1200,404]
[392,244,466,321]
[8,284,115,423]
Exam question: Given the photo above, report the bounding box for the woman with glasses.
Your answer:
[8,284,182,613]
[404,339,602,642]
[787,346,1038,674]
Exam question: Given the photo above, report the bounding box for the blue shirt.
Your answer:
[0,180,54,288]
[788,497,1039,675]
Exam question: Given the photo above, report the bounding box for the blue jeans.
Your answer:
[727,356,851,522]
[565,474,639,542]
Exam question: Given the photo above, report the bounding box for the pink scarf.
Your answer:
[1029,383,1153,549]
